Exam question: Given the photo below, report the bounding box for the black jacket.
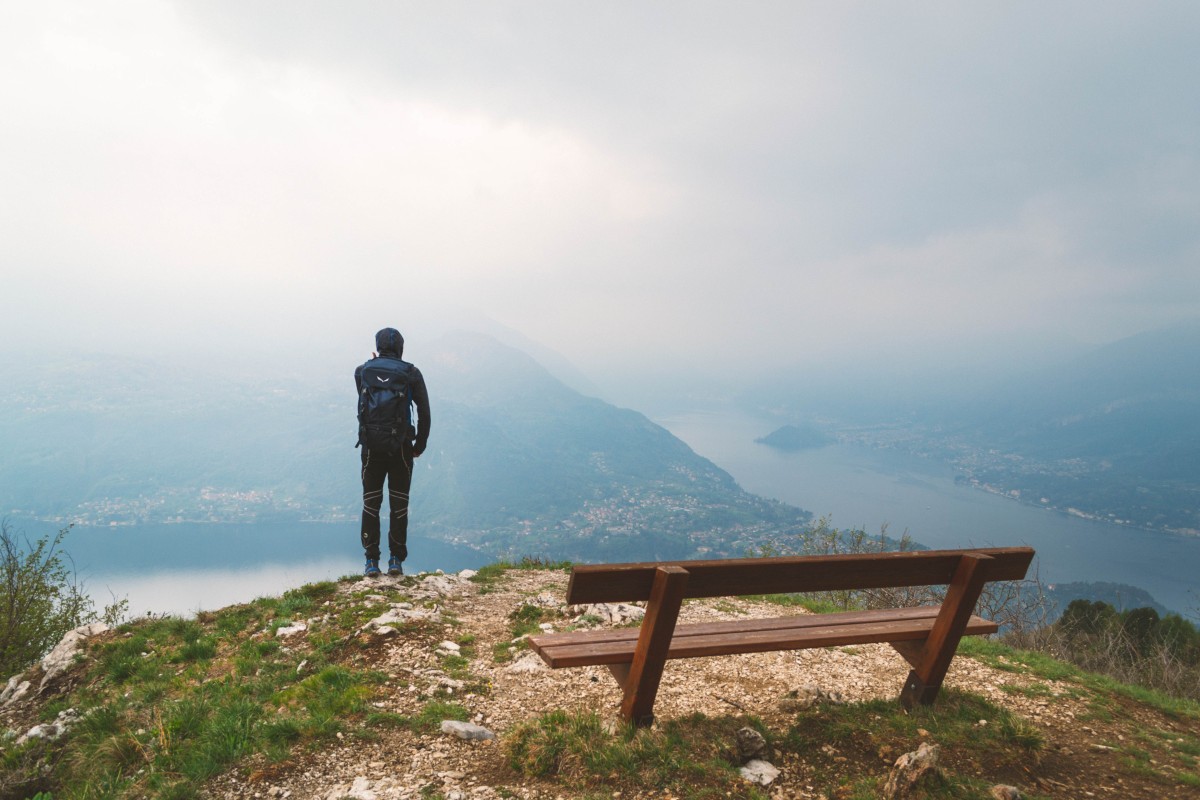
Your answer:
[355,329,431,455]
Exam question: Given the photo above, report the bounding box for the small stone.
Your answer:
[440,720,496,740]
[883,742,941,800]
[506,654,546,673]
[439,641,461,652]
[275,622,307,638]
[739,759,780,786]
[735,727,768,761]
[990,786,1022,800]
[343,777,377,800]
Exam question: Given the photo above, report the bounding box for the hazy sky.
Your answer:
[4,2,1200,395]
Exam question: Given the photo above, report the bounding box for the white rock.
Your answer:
[438,641,461,652]
[421,575,467,597]
[362,605,440,631]
[1,675,29,706]
[275,622,307,638]
[16,708,81,745]
[440,720,496,740]
[457,569,477,579]
[740,759,780,786]
[345,777,378,800]
[39,623,109,690]
[506,654,546,674]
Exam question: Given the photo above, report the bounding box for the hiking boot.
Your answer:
[387,556,403,576]
[364,559,381,577]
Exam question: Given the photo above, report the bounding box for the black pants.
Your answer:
[360,443,413,562]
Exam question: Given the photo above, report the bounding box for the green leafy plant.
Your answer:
[0,521,117,676]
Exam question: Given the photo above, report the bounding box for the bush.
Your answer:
[0,521,117,677]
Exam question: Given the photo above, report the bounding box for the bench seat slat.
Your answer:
[529,610,998,668]
[530,605,944,648]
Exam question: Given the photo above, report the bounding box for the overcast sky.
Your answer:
[4,2,1199,398]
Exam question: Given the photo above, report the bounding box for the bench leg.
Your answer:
[619,566,689,727]
[900,553,991,709]
[607,663,630,687]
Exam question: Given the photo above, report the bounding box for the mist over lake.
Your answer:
[10,521,488,617]
[658,411,1200,616]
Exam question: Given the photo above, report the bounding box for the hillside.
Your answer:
[949,323,1200,531]
[3,566,1198,799]
[746,321,1200,532]
[0,334,811,561]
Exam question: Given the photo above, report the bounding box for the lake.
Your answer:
[656,411,1200,615]
[10,521,488,618]
[16,411,1199,618]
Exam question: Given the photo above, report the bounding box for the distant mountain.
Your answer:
[949,322,1200,530]
[969,322,1200,473]
[740,321,1200,532]
[0,334,812,561]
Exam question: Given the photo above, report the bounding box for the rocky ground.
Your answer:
[5,566,1199,799]
[222,569,1200,799]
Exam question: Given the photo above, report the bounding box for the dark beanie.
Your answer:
[375,328,404,357]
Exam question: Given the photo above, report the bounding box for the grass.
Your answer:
[505,710,757,797]
[492,597,562,663]
[0,576,451,800]
[470,557,572,594]
[744,592,847,615]
[365,700,471,734]
[961,636,1200,721]
[504,693,1051,800]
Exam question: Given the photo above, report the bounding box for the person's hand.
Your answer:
[413,440,426,458]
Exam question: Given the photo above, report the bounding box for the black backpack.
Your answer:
[357,356,414,453]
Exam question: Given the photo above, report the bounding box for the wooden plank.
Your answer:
[620,566,689,726]
[529,606,945,652]
[564,547,1034,605]
[901,554,991,708]
[534,613,998,668]
[889,640,924,669]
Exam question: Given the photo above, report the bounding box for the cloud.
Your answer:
[4,1,1200,397]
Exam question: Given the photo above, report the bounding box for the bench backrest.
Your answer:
[564,547,1035,606]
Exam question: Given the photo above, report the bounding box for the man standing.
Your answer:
[356,327,431,577]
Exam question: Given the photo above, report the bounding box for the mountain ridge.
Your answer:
[0,332,812,561]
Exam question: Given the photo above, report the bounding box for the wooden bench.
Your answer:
[528,547,1035,726]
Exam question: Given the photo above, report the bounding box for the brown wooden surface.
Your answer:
[531,605,945,650]
[620,566,689,725]
[888,639,925,669]
[564,547,1034,605]
[901,553,991,708]
[530,610,998,668]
